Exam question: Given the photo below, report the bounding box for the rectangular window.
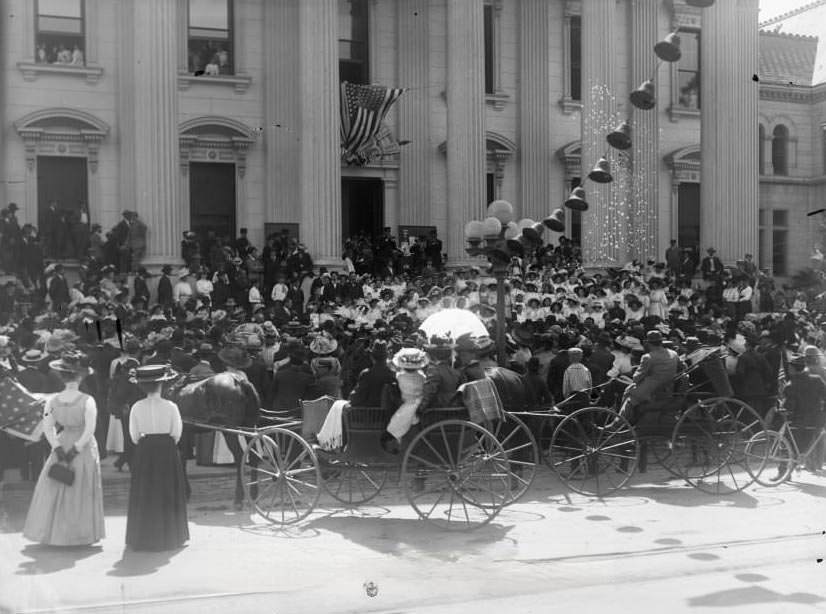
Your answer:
[677,30,700,109]
[188,0,234,75]
[772,210,788,227]
[772,229,788,276]
[486,173,496,207]
[339,0,369,84]
[484,5,494,94]
[570,16,582,102]
[35,0,85,66]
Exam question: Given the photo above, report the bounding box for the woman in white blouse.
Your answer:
[125,364,189,552]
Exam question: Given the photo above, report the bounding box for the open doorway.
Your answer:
[190,162,236,246]
[341,177,384,242]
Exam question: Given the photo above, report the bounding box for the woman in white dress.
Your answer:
[381,349,429,453]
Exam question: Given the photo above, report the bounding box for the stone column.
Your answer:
[121,0,181,266]
[700,0,759,264]
[397,0,430,228]
[298,0,341,266]
[265,0,300,227]
[630,0,660,261]
[580,0,623,268]
[519,0,553,222]
[446,0,486,264]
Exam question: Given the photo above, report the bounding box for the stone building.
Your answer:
[0,0,823,276]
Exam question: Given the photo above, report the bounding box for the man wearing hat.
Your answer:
[418,338,462,411]
[270,340,314,417]
[157,265,174,309]
[349,340,395,407]
[784,354,826,472]
[623,330,680,418]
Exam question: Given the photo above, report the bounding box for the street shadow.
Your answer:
[608,485,761,509]
[787,480,826,499]
[688,585,824,608]
[107,545,187,577]
[306,514,514,560]
[16,544,103,575]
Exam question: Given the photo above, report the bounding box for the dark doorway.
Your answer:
[341,177,383,241]
[37,156,88,259]
[678,183,700,249]
[190,162,236,244]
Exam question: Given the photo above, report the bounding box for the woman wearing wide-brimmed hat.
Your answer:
[23,350,105,546]
[380,348,430,453]
[125,364,189,551]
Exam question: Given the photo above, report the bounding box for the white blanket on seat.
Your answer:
[317,400,349,451]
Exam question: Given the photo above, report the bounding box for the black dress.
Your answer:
[126,434,189,551]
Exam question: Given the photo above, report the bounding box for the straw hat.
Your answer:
[129,364,178,384]
[49,350,91,374]
[309,335,338,356]
[392,348,429,371]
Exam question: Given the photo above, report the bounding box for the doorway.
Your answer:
[678,182,700,267]
[189,162,236,244]
[37,156,88,259]
[341,177,384,241]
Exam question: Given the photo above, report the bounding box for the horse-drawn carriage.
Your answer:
[168,346,770,530]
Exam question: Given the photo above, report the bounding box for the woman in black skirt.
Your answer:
[126,364,189,551]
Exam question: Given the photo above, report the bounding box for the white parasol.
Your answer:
[418,308,488,341]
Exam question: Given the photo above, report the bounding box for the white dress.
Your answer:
[386,370,425,441]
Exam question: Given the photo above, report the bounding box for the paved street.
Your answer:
[1,463,824,614]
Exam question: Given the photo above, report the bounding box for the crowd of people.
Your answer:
[1,208,825,553]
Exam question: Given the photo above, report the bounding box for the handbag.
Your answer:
[48,462,75,486]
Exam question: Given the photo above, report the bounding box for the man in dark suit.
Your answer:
[701,247,723,281]
[133,267,152,306]
[419,341,463,410]
[157,264,174,309]
[784,355,826,472]
[349,341,395,407]
[269,341,315,416]
[48,263,71,313]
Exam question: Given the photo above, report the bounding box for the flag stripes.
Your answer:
[340,81,404,163]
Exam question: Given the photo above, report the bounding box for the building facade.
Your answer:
[0,0,824,276]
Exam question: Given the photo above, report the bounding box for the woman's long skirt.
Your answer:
[125,434,189,551]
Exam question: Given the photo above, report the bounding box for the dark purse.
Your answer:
[48,462,75,486]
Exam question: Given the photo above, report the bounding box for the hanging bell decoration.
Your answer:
[506,234,530,256]
[522,221,546,242]
[564,187,589,211]
[630,80,656,110]
[654,32,682,63]
[543,209,566,232]
[685,0,714,7]
[588,157,613,184]
[606,120,632,150]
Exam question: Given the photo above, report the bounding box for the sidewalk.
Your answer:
[1,456,237,521]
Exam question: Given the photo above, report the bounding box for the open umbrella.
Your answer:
[418,308,488,341]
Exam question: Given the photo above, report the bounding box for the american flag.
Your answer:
[0,377,48,442]
[340,81,405,163]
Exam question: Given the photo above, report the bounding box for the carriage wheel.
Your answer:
[548,406,639,497]
[671,397,765,495]
[402,420,510,531]
[322,459,388,506]
[242,429,321,525]
[645,436,684,478]
[487,413,539,505]
[744,430,793,487]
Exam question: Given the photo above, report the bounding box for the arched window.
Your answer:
[772,124,789,176]
[758,124,765,175]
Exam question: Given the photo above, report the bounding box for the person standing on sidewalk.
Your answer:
[126,364,189,551]
[23,350,105,546]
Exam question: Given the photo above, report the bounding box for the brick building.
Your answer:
[0,0,824,277]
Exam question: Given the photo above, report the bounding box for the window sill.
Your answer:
[668,106,700,122]
[558,97,582,115]
[485,91,510,111]
[17,61,103,84]
[178,72,252,94]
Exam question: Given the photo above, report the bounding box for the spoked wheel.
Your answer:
[744,430,794,487]
[322,458,388,506]
[549,406,639,497]
[242,428,321,525]
[645,436,684,478]
[671,398,766,495]
[487,413,539,505]
[402,420,510,531]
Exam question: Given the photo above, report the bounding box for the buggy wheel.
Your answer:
[549,406,639,497]
[242,429,321,525]
[322,459,388,506]
[487,413,539,505]
[402,420,510,531]
[671,397,765,495]
[744,430,793,487]
[645,436,684,478]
